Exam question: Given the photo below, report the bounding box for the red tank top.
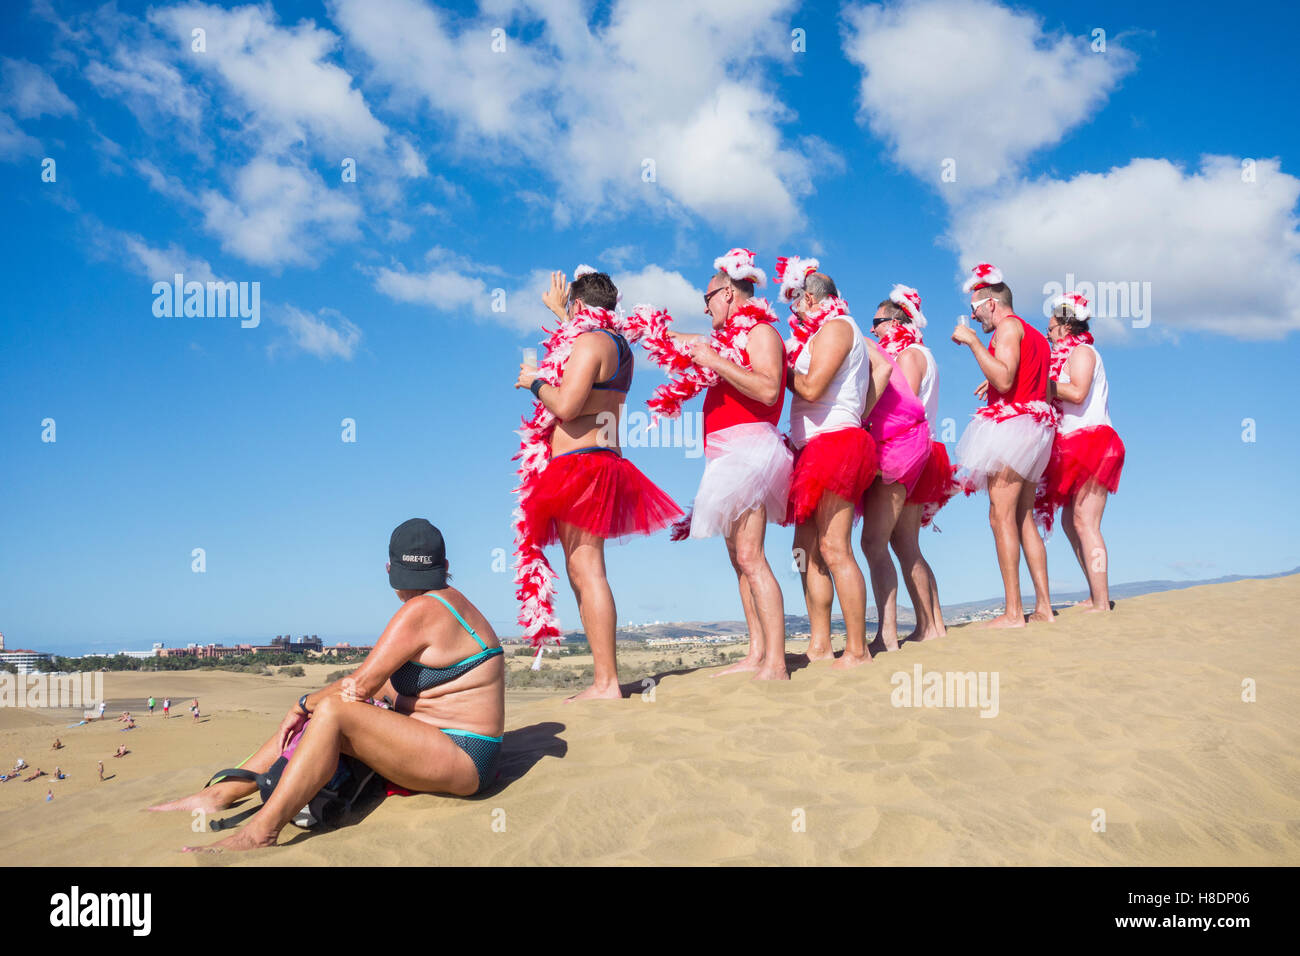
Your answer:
[988,315,1049,406]
[702,320,785,440]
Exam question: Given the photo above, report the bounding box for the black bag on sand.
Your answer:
[205,755,378,831]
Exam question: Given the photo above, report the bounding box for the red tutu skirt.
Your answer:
[1044,425,1125,503]
[786,427,878,526]
[523,447,683,547]
[906,440,959,527]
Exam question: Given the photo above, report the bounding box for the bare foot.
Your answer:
[903,627,944,644]
[867,634,900,655]
[148,791,230,814]
[714,656,762,677]
[803,641,835,662]
[751,665,790,681]
[565,682,622,702]
[1081,603,1111,613]
[182,828,277,853]
[1026,608,1054,624]
[982,613,1026,629]
[831,649,872,670]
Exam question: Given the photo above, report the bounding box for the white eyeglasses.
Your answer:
[970,296,994,315]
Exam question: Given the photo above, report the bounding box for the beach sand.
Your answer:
[2,574,1297,866]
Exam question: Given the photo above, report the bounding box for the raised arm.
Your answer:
[955,321,1020,394]
[791,319,852,404]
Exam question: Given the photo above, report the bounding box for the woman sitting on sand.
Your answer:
[151,519,506,853]
[112,745,129,758]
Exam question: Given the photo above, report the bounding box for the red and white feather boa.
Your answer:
[629,299,779,422]
[1048,332,1093,382]
[876,322,923,358]
[785,296,851,368]
[972,398,1060,427]
[512,303,646,647]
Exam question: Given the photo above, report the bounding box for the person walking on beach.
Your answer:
[191,699,200,721]
[650,250,793,680]
[97,760,104,781]
[148,696,155,716]
[514,268,682,700]
[951,263,1055,627]
[784,268,880,669]
[163,698,170,718]
[872,286,955,644]
[151,519,507,853]
[1038,293,1126,612]
[97,700,105,720]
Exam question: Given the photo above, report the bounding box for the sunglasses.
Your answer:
[871,316,893,329]
[970,296,993,315]
[703,287,725,311]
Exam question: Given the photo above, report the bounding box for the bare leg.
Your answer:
[985,469,1026,628]
[147,726,281,813]
[734,507,788,681]
[859,478,907,654]
[558,521,621,701]
[821,492,870,670]
[795,520,835,660]
[716,518,766,676]
[1071,480,1112,612]
[892,504,945,642]
[1019,479,1053,623]
[184,696,477,852]
[1060,501,1089,605]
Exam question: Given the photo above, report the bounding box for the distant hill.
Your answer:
[595,567,1300,641]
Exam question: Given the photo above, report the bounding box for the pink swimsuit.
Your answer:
[863,349,931,492]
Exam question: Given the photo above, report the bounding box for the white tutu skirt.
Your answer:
[688,422,793,538]
[956,413,1055,489]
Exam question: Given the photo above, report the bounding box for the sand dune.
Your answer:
[2,575,1297,866]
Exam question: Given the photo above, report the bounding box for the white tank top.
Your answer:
[1057,344,1112,432]
[788,314,870,448]
[903,343,939,437]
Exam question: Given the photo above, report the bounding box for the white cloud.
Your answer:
[0,58,76,118]
[947,156,1300,340]
[368,253,706,336]
[328,0,822,234]
[148,3,390,156]
[0,112,42,161]
[198,157,363,269]
[277,306,362,360]
[842,0,1135,191]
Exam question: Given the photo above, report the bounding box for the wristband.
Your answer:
[297,694,311,717]
[529,378,545,399]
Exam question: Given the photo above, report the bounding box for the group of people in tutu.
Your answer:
[513,250,1127,696]
[150,250,1125,853]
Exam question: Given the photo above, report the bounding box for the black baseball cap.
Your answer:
[388,519,448,590]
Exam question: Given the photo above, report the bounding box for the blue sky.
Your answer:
[2,0,1297,655]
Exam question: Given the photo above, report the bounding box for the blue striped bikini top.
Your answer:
[389,593,503,696]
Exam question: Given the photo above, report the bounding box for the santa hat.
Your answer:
[1052,292,1091,322]
[774,256,820,303]
[713,248,767,287]
[889,284,927,329]
[962,262,1004,293]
